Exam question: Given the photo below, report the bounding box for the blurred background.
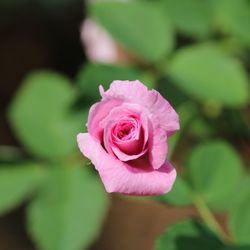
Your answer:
[0,0,250,250]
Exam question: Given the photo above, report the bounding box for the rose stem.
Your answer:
[193,194,233,245]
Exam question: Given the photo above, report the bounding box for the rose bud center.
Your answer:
[111,116,145,156]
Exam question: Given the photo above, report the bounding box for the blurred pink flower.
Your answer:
[80,19,119,64]
[77,80,179,196]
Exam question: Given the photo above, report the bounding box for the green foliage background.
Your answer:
[1,0,250,249]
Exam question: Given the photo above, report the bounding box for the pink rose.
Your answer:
[80,18,136,65]
[77,80,179,196]
[80,19,119,64]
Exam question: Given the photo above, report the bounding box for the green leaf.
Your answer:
[155,219,223,250]
[8,71,82,159]
[27,166,108,250]
[215,0,250,46]
[157,177,193,206]
[187,141,244,210]
[76,63,148,103]
[157,78,188,107]
[229,177,250,245]
[229,177,250,212]
[91,1,174,62]
[222,246,250,250]
[0,163,46,215]
[162,0,214,39]
[169,44,250,107]
[189,117,214,139]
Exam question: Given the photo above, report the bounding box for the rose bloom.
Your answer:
[80,18,135,65]
[80,19,119,64]
[77,80,179,196]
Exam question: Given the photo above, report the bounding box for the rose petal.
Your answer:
[149,90,179,136]
[148,125,168,170]
[112,129,143,154]
[100,80,179,136]
[77,133,176,196]
[101,104,149,161]
[87,98,122,140]
[101,80,149,102]
[104,119,146,161]
[111,145,147,161]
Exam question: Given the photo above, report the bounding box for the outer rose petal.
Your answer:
[77,133,177,196]
[149,90,179,136]
[148,126,168,170]
[100,80,180,136]
[87,98,122,140]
